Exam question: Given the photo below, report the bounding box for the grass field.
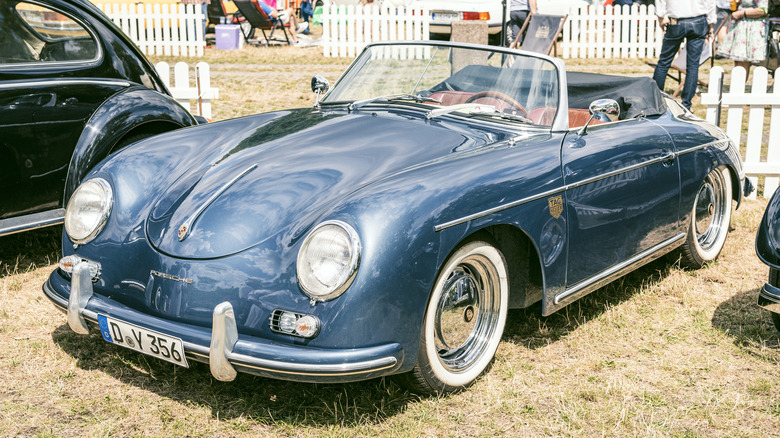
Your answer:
[1,45,779,437]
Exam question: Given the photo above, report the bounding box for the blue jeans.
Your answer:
[652,15,708,110]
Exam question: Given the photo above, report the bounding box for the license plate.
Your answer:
[98,314,188,367]
[431,12,459,22]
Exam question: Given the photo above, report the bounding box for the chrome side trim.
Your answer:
[178,164,258,241]
[67,264,93,334]
[758,282,780,314]
[0,79,130,89]
[554,233,686,305]
[0,208,65,237]
[434,139,728,232]
[209,302,239,381]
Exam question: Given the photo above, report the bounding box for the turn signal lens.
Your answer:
[59,255,102,282]
[270,310,320,338]
[462,12,490,21]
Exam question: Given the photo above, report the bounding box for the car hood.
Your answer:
[145,108,509,259]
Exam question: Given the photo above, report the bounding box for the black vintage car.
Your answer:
[0,0,199,237]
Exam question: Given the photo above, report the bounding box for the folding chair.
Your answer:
[509,13,568,57]
[233,0,291,45]
[207,0,254,39]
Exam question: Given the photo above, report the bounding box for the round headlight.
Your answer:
[297,220,361,301]
[64,178,113,244]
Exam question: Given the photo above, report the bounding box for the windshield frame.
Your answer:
[320,40,570,132]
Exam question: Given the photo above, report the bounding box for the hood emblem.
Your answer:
[177,163,258,242]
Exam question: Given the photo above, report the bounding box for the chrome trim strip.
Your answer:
[0,208,65,237]
[178,164,258,241]
[0,79,130,89]
[434,139,728,232]
[228,353,398,377]
[554,233,686,305]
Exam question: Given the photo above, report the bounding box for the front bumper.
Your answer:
[758,281,780,315]
[43,266,403,383]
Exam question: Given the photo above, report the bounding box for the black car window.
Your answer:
[0,1,98,65]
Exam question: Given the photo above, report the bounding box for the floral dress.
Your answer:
[717,0,769,63]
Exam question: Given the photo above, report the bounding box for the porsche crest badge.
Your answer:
[548,195,563,219]
[178,224,188,241]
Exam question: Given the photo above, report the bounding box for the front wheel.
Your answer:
[396,239,508,395]
[678,166,732,268]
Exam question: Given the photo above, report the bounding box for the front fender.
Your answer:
[757,187,780,268]
[64,86,197,203]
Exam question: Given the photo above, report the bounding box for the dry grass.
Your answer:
[1,45,779,437]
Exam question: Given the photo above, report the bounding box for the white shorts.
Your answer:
[277,11,290,25]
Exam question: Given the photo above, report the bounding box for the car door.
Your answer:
[561,118,681,289]
[0,0,112,219]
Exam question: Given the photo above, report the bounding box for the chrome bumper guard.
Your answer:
[758,282,780,314]
[56,267,400,382]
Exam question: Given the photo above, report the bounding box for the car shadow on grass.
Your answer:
[51,324,419,426]
[0,226,61,278]
[502,257,677,349]
[712,285,780,358]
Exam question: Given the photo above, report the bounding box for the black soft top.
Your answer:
[566,71,666,119]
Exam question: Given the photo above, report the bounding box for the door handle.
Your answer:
[660,150,676,166]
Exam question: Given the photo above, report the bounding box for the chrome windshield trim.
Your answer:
[554,233,686,305]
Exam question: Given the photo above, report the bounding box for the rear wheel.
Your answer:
[678,166,732,268]
[396,239,508,395]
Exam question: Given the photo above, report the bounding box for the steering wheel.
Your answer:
[465,91,528,118]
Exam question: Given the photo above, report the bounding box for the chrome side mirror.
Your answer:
[578,98,620,136]
[311,75,329,107]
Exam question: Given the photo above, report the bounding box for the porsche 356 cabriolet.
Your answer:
[44,41,750,394]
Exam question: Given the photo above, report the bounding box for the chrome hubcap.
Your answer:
[434,254,501,373]
[694,171,727,252]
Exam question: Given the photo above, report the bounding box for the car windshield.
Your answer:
[323,43,560,126]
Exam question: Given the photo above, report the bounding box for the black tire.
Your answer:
[110,132,156,154]
[395,239,508,395]
[770,268,780,332]
[678,166,732,268]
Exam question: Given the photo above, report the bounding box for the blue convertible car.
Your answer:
[44,41,750,394]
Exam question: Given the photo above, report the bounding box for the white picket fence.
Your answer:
[154,62,219,119]
[322,4,430,58]
[701,66,780,199]
[561,4,663,59]
[97,3,206,57]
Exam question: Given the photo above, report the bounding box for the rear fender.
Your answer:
[757,187,780,268]
[64,87,196,202]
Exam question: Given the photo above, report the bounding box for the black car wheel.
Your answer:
[770,268,780,332]
[397,237,508,394]
[679,166,732,268]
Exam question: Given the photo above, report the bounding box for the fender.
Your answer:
[64,86,197,203]
[757,187,780,268]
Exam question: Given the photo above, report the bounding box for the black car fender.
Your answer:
[757,187,780,268]
[63,86,197,203]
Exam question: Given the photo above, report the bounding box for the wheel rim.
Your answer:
[693,170,728,253]
[433,253,502,373]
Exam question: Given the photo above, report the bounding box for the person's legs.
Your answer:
[653,23,685,92]
[681,17,708,109]
[508,10,529,45]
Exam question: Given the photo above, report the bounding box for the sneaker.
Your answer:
[302,28,311,35]
[297,22,309,32]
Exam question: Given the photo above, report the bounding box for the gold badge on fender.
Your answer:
[548,195,563,219]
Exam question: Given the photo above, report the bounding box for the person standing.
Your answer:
[652,0,716,110]
[508,0,537,46]
[717,0,769,73]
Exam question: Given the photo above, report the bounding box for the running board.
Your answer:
[545,233,686,315]
[0,208,65,237]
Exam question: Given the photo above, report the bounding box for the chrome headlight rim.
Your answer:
[65,177,113,245]
[296,220,361,302]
